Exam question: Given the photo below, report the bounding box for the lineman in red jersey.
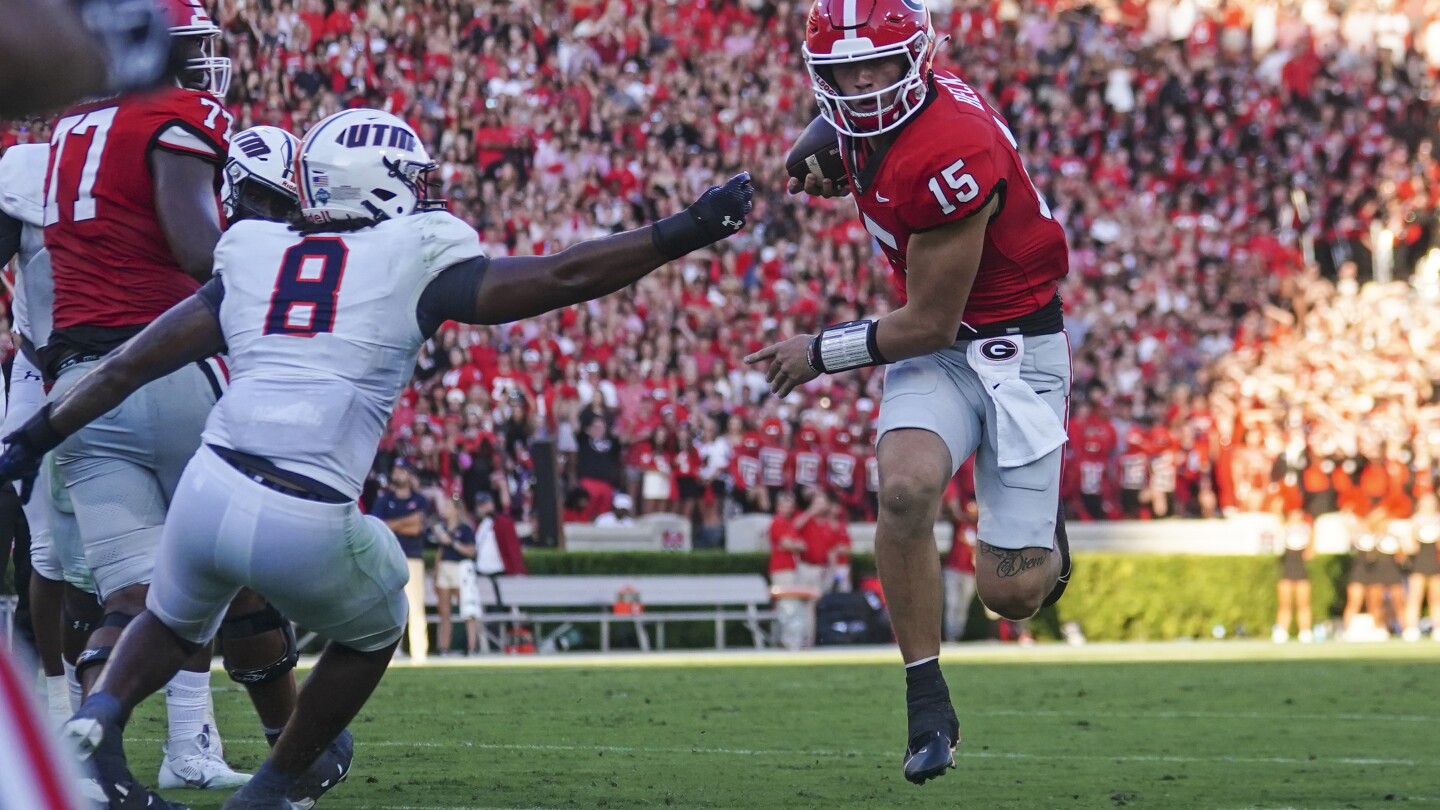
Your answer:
[43,3,307,804]
[746,0,1071,785]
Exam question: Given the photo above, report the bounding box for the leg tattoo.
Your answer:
[979,542,1048,578]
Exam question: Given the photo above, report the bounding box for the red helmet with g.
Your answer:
[803,0,937,138]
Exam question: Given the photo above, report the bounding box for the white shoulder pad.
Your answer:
[416,211,484,275]
[0,144,49,227]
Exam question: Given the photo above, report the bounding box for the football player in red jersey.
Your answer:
[40,5,307,802]
[746,0,1071,784]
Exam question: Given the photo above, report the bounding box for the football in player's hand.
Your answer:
[785,115,846,188]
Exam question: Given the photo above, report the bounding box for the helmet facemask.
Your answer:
[174,31,231,98]
[383,156,445,214]
[805,29,933,138]
[223,166,300,223]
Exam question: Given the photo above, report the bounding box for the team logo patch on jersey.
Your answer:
[979,338,1019,361]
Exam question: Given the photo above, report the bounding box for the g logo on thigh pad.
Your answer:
[979,338,1019,361]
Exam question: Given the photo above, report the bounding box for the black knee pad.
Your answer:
[219,603,299,685]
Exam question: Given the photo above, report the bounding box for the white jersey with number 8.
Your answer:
[205,211,482,498]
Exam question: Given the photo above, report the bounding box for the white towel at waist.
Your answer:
[966,335,1067,468]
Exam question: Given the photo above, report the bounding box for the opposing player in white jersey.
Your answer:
[0,108,753,809]
[0,140,100,730]
[220,125,301,226]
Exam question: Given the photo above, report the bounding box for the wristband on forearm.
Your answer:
[807,320,888,374]
[651,209,713,260]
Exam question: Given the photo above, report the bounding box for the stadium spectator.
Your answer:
[1405,492,1440,641]
[431,497,477,657]
[370,461,432,663]
[1272,508,1315,644]
[595,493,636,527]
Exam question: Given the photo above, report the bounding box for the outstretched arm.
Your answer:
[0,292,224,480]
[424,174,752,327]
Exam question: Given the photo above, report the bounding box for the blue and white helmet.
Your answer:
[296,109,440,225]
[221,125,300,223]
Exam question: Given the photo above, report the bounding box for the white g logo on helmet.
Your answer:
[296,109,439,225]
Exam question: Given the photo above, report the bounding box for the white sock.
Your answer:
[46,675,70,727]
[206,688,224,759]
[905,655,940,669]
[63,660,81,712]
[165,670,212,747]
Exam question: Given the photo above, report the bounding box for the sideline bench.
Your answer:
[472,575,777,653]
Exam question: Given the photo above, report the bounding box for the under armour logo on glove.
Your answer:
[722,215,743,230]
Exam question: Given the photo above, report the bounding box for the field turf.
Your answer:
[122,642,1440,810]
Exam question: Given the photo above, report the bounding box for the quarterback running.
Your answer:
[746,0,1073,786]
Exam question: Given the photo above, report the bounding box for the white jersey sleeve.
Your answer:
[0,144,53,340]
[417,211,484,275]
[0,144,47,227]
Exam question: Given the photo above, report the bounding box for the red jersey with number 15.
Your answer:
[840,70,1068,325]
[45,87,233,331]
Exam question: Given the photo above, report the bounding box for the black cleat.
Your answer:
[903,729,958,784]
[287,728,353,809]
[1041,503,1070,608]
[902,696,959,785]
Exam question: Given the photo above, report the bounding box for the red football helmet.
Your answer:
[158,0,230,97]
[803,0,936,138]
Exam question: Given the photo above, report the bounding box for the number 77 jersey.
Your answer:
[44,87,233,332]
[841,69,1068,328]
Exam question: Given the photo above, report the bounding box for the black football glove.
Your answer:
[652,172,754,260]
[0,404,67,504]
[74,0,184,96]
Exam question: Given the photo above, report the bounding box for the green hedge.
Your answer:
[5,551,1346,647]
[516,551,1350,644]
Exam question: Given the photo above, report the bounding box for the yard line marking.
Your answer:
[973,708,1439,723]
[136,738,1418,767]
[366,806,565,810]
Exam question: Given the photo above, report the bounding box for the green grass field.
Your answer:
[122,642,1440,810]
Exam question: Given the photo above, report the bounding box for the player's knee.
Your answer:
[981,588,1044,621]
[978,575,1048,621]
[877,473,944,525]
[219,602,299,685]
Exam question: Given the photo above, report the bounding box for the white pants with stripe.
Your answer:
[148,445,408,652]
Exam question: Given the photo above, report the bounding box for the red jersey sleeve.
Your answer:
[890,107,1001,233]
[140,88,232,164]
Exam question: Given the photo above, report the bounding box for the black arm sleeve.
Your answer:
[0,209,21,267]
[415,256,490,339]
[196,277,225,317]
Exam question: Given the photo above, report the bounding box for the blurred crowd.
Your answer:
[6,0,1440,548]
